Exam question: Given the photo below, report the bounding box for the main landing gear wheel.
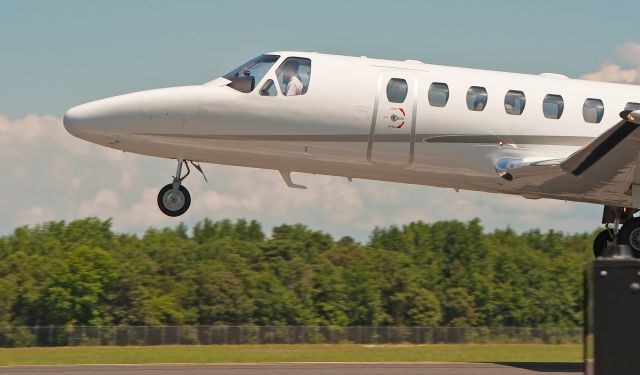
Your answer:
[618,217,640,254]
[157,184,191,217]
[593,230,613,258]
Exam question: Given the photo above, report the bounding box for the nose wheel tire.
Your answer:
[157,184,191,217]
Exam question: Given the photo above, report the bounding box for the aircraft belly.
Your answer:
[118,133,635,207]
[120,134,505,193]
[412,143,497,176]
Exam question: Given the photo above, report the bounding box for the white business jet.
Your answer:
[64,51,640,256]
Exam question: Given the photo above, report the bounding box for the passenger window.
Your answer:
[276,57,311,96]
[428,82,449,107]
[504,90,526,115]
[583,98,604,124]
[543,94,564,119]
[625,102,640,112]
[259,79,277,96]
[466,86,488,111]
[386,78,408,103]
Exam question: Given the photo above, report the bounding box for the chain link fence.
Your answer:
[0,326,582,348]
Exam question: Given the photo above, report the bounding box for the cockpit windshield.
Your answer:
[224,54,280,93]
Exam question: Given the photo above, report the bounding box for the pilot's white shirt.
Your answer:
[285,75,304,96]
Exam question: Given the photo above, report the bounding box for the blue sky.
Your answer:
[1,1,639,239]
[1,0,637,118]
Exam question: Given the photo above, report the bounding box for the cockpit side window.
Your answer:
[276,57,312,96]
[224,54,280,93]
[259,79,278,97]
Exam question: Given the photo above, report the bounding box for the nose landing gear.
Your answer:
[157,183,191,217]
[157,157,207,217]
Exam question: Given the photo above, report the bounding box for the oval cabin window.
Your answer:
[466,86,488,111]
[504,90,526,115]
[583,98,604,124]
[428,82,449,107]
[625,102,640,112]
[386,78,408,103]
[543,94,564,119]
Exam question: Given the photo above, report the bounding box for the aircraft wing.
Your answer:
[562,112,640,178]
[499,110,640,203]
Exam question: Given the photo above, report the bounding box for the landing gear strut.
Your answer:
[594,206,640,258]
[157,157,207,217]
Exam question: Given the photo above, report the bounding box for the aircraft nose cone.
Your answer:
[63,86,202,142]
[63,94,139,139]
[63,104,92,137]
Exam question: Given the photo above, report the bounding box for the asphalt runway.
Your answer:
[0,363,583,375]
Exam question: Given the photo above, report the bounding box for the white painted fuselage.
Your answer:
[63,51,640,208]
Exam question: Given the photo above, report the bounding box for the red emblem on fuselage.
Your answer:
[388,107,406,128]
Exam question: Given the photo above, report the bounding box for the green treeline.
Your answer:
[0,218,591,328]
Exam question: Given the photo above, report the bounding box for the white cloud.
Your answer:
[616,41,640,65]
[581,64,639,84]
[581,41,640,84]
[0,114,601,239]
[115,188,175,230]
[16,205,57,227]
[77,189,120,218]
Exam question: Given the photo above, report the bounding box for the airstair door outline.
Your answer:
[367,71,417,165]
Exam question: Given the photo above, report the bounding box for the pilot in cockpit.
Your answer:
[282,60,304,96]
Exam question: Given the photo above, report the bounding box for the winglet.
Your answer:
[279,170,307,189]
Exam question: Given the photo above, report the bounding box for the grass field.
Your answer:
[0,344,582,365]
